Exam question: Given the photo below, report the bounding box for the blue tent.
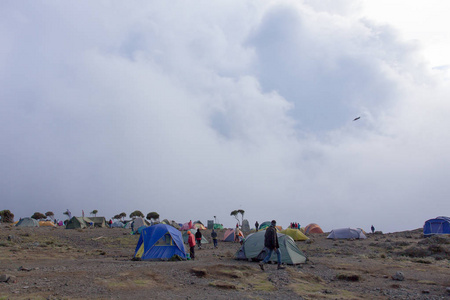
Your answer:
[134,224,186,260]
[423,216,450,236]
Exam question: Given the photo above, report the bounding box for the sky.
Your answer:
[1,0,449,233]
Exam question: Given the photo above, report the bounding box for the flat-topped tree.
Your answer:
[0,210,14,223]
[31,212,46,220]
[45,211,55,220]
[130,210,144,219]
[146,212,159,223]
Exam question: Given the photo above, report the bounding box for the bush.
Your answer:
[0,210,14,223]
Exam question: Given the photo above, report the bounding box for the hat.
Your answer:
[271,220,276,225]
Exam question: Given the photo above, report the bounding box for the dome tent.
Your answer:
[327,228,367,239]
[423,216,450,236]
[280,228,309,241]
[134,224,186,260]
[236,231,307,265]
[16,218,39,227]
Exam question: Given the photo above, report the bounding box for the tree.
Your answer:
[237,209,245,225]
[90,210,98,217]
[113,214,121,221]
[119,212,126,221]
[230,210,240,226]
[0,210,14,223]
[45,211,55,220]
[146,212,160,222]
[130,210,144,219]
[31,212,46,220]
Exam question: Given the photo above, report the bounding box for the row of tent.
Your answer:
[134,223,308,264]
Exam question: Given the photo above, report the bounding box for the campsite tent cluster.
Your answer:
[12,215,450,262]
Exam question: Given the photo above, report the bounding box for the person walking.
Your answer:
[259,220,284,270]
[188,231,196,260]
[195,229,202,249]
[255,221,259,232]
[211,229,218,248]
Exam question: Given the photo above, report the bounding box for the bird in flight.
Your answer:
[353,116,360,121]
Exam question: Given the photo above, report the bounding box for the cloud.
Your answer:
[1,1,449,232]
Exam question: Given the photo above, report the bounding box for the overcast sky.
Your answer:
[2,0,449,233]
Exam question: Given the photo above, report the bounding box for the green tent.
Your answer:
[236,231,307,265]
[66,217,94,229]
[16,217,39,227]
[89,217,107,228]
[182,231,209,244]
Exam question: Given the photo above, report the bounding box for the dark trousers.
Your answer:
[213,239,218,248]
[190,246,195,259]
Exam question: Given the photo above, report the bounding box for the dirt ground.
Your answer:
[0,224,449,299]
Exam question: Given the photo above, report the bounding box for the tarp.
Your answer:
[305,223,324,234]
[16,218,39,227]
[134,224,186,260]
[423,216,450,236]
[223,228,244,242]
[39,221,56,227]
[236,231,307,265]
[280,228,309,241]
[182,231,209,244]
[327,228,367,239]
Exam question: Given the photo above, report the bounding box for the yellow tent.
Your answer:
[39,221,56,227]
[281,228,309,241]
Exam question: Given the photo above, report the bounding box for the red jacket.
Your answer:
[188,232,196,247]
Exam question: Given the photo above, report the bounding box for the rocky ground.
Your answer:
[0,224,449,299]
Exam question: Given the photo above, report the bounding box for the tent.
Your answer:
[132,217,149,229]
[161,219,181,230]
[236,231,307,265]
[280,228,309,241]
[193,223,207,230]
[65,217,94,229]
[89,217,107,228]
[16,218,39,227]
[423,216,450,236]
[39,221,56,227]
[134,224,186,260]
[182,231,209,244]
[304,223,324,234]
[223,228,244,242]
[180,222,191,231]
[327,228,367,239]
[111,221,125,228]
[259,221,271,230]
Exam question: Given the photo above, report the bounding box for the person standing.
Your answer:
[188,231,196,260]
[235,225,240,242]
[259,220,284,270]
[255,221,259,232]
[371,225,375,234]
[195,229,202,249]
[211,229,218,248]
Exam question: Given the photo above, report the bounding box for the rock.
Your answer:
[392,271,405,281]
[421,290,430,294]
[446,287,450,295]
[0,274,10,282]
[190,268,207,277]
[241,219,250,232]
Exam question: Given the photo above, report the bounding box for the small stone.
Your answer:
[392,271,405,281]
[421,290,430,294]
[446,287,450,294]
[0,274,10,282]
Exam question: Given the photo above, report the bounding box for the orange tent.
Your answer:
[305,223,324,234]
